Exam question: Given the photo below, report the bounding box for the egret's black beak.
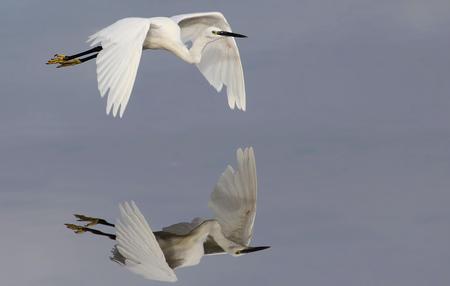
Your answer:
[216,31,247,38]
[237,246,270,254]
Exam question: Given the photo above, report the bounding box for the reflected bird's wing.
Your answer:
[162,217,206,235]
[208,147,257,246]
[171,12,246,110]
[115,201,177,282]
[87,18,150,117]
[163,218,226,256]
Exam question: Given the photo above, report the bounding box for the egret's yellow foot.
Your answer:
[47,54,82,68]
[65,223,87,234]
[47,54,67,65]
[56,58,82,68]
[74,214,100,227]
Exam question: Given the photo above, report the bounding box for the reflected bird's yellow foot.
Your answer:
[74,214,100,227]
[65,223,87,234]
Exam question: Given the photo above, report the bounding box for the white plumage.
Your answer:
[83,12,246,117]
[172,13,246,111]
[87,18,150,117]
[116,201,177,282]
[66,147,269,283]
[209,147,257,246]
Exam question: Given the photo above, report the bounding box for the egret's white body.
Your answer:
[84,12,246,117]
[67,147,268,282]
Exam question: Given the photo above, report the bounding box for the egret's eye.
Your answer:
[212,31,218,35]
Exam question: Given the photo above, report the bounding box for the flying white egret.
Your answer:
[65,147,269,282]
[47,12,247,117]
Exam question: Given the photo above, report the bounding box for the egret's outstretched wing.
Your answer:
[87,18,150,117]
[171,12,246,111]
[115,201,177,282]
[208,147,257,246]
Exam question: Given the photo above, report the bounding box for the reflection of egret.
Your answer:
[65,147,269,282]
[47,12,247,117]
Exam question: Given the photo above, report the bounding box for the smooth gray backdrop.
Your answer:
[1,0,450,285]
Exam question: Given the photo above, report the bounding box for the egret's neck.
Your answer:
[169,36,212,65]
[188,36,212,64]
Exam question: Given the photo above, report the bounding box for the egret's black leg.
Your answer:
[78,53,99,63]
[47,46,102,67]
[65,46,102,60]
[54,53,99,68]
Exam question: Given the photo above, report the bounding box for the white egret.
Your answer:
[47,12,247,117]
[65,147,269,282]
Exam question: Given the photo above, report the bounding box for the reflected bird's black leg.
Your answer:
[73,214,115,227]
[65,224,116,240]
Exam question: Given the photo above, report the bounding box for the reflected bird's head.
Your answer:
[212,30,247,38]
[234,246,271,256]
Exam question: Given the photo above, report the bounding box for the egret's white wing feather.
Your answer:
[208,147,257,246]
[115,201,177,282]
[172,12,246,110]
[87,18,150,117]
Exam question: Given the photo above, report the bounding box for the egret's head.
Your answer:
[209,27,247,39]
[233,245,271,256]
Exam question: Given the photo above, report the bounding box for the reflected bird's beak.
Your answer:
[215,31,248,38]
[237,246,270,254]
